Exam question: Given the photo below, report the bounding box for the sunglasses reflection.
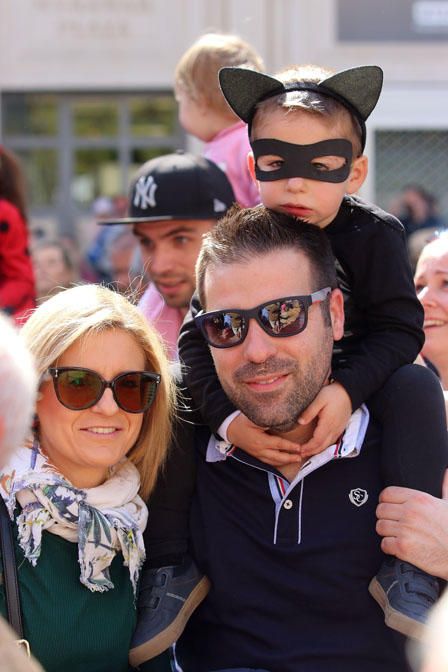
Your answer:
[260,300,303,334]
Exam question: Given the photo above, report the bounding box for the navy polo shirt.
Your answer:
[177,408,410,672]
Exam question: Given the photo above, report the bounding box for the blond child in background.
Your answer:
[174,32,263,207]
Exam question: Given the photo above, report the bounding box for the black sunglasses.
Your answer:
[195,287,332,349]
[46,367,161,413]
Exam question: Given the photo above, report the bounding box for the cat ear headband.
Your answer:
[219,65,383,150]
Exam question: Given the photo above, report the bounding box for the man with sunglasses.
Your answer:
[175,206,410,672]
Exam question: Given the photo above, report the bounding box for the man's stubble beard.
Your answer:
[219,328,334,433]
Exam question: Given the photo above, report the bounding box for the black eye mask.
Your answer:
[251,138,353,183]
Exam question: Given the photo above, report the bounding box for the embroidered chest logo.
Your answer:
[349,488,368,507]
[134,175,158,209]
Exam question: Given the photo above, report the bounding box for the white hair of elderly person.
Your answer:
[0,312,43,672]
[0,312,37,464]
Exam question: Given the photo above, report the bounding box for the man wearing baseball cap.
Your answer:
[101,151,235,360]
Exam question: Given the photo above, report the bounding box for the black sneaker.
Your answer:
[369,557,439,640]
[129,558,210,666]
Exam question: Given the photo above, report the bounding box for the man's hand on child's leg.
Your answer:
[298,382,352,457]
[227,413,302,467]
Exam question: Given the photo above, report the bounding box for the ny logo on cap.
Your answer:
[134,175,158,210]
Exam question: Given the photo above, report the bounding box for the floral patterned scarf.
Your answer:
[0,442,148,595]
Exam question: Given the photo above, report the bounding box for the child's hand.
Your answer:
[227,413,301,467]
[298,382,352,458]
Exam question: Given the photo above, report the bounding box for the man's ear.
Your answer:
[247,152,257,184]
[347,154,368,195]
[329,288,345,341]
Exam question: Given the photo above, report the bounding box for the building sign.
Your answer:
[338,0,448,41]
[0,0,190,88]
[413,1,448,29]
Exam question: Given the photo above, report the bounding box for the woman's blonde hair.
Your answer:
[20,284,175,500]
[175,32,264,118]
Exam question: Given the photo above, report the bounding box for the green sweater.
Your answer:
[0,523,146,672]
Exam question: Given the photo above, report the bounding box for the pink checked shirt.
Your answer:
[138,283,184,361]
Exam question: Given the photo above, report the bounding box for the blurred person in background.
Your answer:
[86,196,128,283]
[417,585,448,672]
[32,239,78,304]
[0,147,36,323]
[414,232,448,388]
[390,185,446,268]
[106,225,145,298]
[0,313,37,463]
[175,32,264,207]
[0,313,44,671]
[0,285,175,672]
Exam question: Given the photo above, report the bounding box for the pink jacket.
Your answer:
[203,121,260,208]
[138,283,184,361]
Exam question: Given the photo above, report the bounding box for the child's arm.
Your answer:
[327,200,424,412]
[298,202,424,456]
[178,293,302,465]
[178,293,236,433]
[143,381,200,566]
[226,413,302,466]
[297,382,352,457]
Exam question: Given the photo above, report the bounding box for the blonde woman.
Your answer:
[0,285,174,672]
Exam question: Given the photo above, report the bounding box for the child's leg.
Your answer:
[369,364,448,496]
[144,414,197,567]
[367,364,448,640]
[132,406,210,666]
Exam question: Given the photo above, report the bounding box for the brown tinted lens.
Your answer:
[56,369,102,409]
[114,373,157,413]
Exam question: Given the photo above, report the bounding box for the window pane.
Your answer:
[72,148,120,206]
[14,149,58,207]
[375,130,448,220]
[72,99,119,138]
[129,95,177,137]
[3,94,58,136]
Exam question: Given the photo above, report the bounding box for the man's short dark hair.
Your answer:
[196,205,338,309]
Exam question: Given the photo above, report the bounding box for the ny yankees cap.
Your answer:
[100,151,236,225]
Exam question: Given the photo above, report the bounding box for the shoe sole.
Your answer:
[368,577,426,641]
[129,575,211,666]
